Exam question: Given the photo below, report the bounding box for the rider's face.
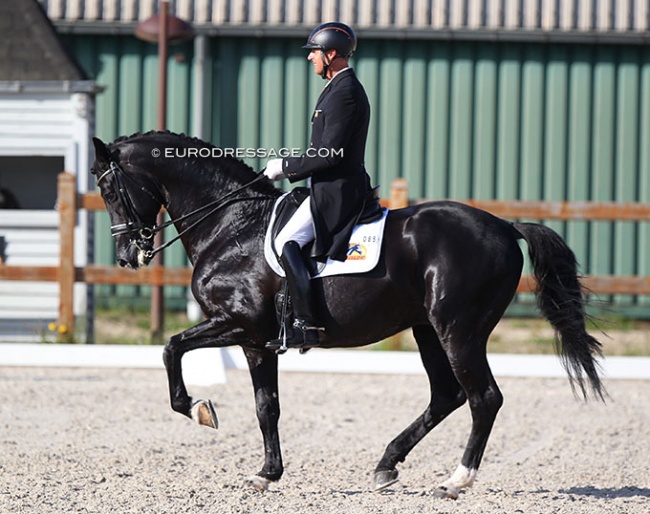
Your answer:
[308,49,336,76]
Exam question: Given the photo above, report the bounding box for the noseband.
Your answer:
[96,160,268,259]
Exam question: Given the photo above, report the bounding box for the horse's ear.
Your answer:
[92,137,111,164]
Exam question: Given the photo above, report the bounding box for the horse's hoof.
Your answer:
[190,399,218,429]
[374,469,399,491]
[244,475,271,492]
[434,485,459,500]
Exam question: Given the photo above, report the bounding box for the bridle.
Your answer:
[96,160,268,260]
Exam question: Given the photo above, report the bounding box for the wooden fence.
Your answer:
[1,173,649,341]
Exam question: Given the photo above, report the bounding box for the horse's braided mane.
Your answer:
[112,130,253,170]
[111,130,279,195]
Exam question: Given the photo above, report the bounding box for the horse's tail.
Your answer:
[513,222,604,401]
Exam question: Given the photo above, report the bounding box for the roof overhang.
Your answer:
[0,80,103,95]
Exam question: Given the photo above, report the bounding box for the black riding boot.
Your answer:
[266,241,324,350]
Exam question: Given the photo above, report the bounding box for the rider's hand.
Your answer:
[264,159,285,181]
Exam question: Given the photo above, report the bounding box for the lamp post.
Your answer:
[135,1,193,343]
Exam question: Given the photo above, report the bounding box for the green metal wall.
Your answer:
[65,34,650,313]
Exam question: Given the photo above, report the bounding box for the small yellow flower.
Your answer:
[57,325,68,334]
[48,322,57,332]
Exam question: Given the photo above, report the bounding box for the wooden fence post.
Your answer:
[58,172,76,341]
[389,178,409,210]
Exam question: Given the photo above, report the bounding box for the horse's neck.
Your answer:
[163,178,275,266]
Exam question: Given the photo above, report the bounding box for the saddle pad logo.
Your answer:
[347,243,367,260]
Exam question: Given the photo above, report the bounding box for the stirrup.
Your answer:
[265,323,323,352]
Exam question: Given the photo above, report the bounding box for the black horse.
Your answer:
[91,131,603,499]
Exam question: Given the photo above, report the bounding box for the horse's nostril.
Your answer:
[117,259,128,268]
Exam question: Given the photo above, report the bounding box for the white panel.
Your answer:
[139,0,155,21]
[448,0,463,28]
[122,0,137,21]
[176,0,193,20]
[247,0,266,25]
[193,0,210,24]
[357,0,374,27]
[523,0,538,28]
[395,0,411,27]
[636,0,649,31]
[37,0,650,34]
[231,0,248,23]
[596,0,612,30]
[103,0,117,21]
[0,295,58,310]
[340,0,355,25]
[303,0,321,25]
[0,283,58,295]
[541,0,555,29]
[467,0,482,28]
[322,0,339,23]
[559,0,574,30]
[86,0,101,20]
[0,212,58,228]
[285,0,302,25]
[413,0,430,28]
[212,0,228,23]
[615,0,630,30]
[578,1,593,30]
[487,0,501,27]
[0,212,59,319]
[65,0,81,20]
[267,0,283,24]
[431,0,446,28]
[504,0,520,28]
[49,0,64,18]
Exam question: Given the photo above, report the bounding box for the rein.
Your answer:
[97,161,269,259]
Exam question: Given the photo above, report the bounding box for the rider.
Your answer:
[264,22,374,350]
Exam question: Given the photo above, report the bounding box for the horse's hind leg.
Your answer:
[434,331,503,500]
[374,324,466,490]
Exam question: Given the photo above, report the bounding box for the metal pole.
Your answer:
[150,0,169,344]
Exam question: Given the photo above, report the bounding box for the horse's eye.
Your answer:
[102,190,117,203]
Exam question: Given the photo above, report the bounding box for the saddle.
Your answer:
[270,185,384,259]
[269,186,385,331]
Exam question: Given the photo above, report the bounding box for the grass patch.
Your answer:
[93,307,194,345]
[90,308,650,356]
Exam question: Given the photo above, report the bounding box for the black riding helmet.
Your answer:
[303,22,357,78]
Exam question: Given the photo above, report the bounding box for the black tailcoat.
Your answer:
[282,68,372,262]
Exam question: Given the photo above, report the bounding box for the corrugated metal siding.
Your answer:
[65,33,650,309]
[66,34,194,307]
[42,0,650,36]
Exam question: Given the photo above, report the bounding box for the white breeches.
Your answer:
[274,197,315,254]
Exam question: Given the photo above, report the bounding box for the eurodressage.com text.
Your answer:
[153,147,344,159]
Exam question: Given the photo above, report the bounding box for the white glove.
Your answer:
[264,158,285,181]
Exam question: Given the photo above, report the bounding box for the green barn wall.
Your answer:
[64,34,650,314]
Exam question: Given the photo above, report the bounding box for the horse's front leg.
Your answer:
[242,346,283,491]
[162,316,235,425]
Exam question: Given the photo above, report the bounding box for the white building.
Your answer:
[0,1,99,340]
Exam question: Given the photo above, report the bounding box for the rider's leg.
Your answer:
[278,240,324,348]
[267,199,323,349]
[273,197,315,253]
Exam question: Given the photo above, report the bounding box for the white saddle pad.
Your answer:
[264,195,389,279]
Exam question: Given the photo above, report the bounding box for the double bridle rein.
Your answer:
[96,160,268,259]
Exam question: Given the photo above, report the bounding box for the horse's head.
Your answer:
[91,137,165,269]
